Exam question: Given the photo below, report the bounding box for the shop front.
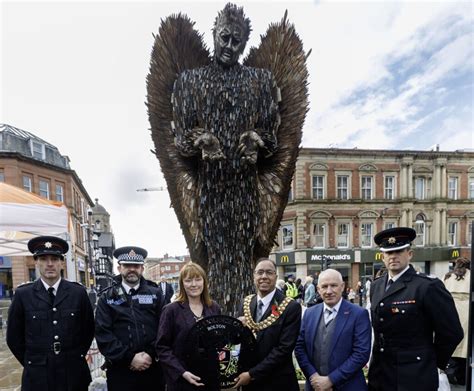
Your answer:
[0,256,12,299]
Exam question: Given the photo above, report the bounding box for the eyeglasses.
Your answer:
[254,269,276,277]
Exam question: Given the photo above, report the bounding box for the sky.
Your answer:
[1,0,473,257]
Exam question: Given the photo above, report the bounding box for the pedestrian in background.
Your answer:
[443,257,470,386]
[95,246,165,391]
[156,262,221,391]
[7,236,94,391]
[303,276,316,307]
[368,227,463,391]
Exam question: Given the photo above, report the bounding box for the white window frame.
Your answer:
[384,175,395,200]
[415,177,426,200]
[312,223,326,248]
[282,224,294,250]
[360,223,374,248]
[448,221,457,246]
[30,140,45,160]
[337,222,350,248]
[39,179,50,199]
[414,221,425,247]
[469,177,474,200]
[468,221,473,247]
[336,174,350,200]
[23,175,32,192]
[384,222,396,230]
[55,184,64,202]
[361,176,373,200]
[448,177,458,200]
[312,175,325,200]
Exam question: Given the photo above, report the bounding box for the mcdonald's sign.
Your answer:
[451,249,460,259]
[375,252,384,261]
[276,252,295,265]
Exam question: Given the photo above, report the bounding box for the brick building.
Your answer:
[271,147,474,290]
[0,123,97,291]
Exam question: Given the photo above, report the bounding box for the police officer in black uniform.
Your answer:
[368,227,463,391]
[95,246,165,390]
[7,236,95,391]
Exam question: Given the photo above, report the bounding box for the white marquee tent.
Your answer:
[0,182,69,256]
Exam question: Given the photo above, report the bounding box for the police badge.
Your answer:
[184,315,256,389]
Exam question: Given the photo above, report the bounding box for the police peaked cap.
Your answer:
[374,227,416,252]
[114,246,147,264]
[28,235,69,259]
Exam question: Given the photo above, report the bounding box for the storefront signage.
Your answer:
[0,256,12,268]
[362,247,462,263]
[78,258,85,271]
[275,252,295,265]
[306,250,354,264]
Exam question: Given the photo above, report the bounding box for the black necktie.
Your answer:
[386,279,393,291]
[256,300,264,322]
[129,288,136,296]
[48,287,55,304]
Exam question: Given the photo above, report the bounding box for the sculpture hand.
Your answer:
[194,133,225,161]
[237,131,265,165]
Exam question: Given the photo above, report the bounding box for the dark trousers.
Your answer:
[107,364,164,391]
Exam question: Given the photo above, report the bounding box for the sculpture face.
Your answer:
[214,22,245,66]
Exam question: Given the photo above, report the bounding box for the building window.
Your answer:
[288,183,293,202]
[468,221,472,247]
[384,222,396,230]
[361,223,373,247]
[55,184,64,202]
[0,170,4,182]
[448,222,457,246]
[337,175,349,200]
[313,223,326,248]
[23,175,32,192]
[30,140,45,160]
[39,179,50,199]
[312,175,325,199]
[448,177,458,200]
[384,176,395,200]
[337,223,349,248]
[414,215,425,246]
[414,177,431,200]
[361,176,373,200]
[469,177,474,200]
[282,225,294,250]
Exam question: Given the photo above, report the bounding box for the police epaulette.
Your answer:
[415,272,437,280]
[16,281,34,288]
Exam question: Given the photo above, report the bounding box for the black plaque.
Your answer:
[184,315,256,389]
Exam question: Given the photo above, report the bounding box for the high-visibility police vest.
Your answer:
[285,282,298,298]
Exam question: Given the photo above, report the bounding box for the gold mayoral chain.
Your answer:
[243,294,293,334]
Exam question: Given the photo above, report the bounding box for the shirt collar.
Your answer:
[122,281,140,294]
[323,298,343,314]
[41,278,61,293]
[257,289,276,307]
[389,265,410,282]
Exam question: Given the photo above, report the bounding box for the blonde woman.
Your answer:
[156,262,220,390]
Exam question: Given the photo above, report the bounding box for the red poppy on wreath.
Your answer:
[271,304,280,316]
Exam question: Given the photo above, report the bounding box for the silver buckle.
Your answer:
[53,342,61,355]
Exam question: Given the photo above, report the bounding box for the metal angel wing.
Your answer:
[243,11,310,259]
[146,14,211,266]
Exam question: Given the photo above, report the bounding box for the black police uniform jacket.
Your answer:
[6,279,95,391]
[95,276,165,376]
[368,266,463,391]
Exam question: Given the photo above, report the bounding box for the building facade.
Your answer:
[144,254,190,292]
[0,123,100,291]
[272,147,474,291]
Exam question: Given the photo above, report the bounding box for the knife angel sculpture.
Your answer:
[147,3,309,314]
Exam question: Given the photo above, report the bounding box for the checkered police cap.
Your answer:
[113,246,147,264]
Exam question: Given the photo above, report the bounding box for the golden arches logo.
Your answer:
[280,255,290,263]
[451,249,459,258]
[375,252,384,261]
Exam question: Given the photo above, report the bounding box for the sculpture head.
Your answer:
[213,3,251,67]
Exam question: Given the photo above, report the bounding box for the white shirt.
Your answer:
[161,282,167,292]
[41,278,61,295]
[122,282,140,294]
[323,298,343,323]
[257,289,277,316]
[389,265,410,282]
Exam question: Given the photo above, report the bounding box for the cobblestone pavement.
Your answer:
[0,329,22,391]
